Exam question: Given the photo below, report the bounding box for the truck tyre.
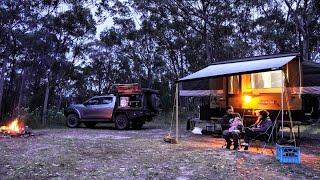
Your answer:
[66,114,79,128]
[115,114,130,130]
[132,121,144,130]
[84,122,97,128]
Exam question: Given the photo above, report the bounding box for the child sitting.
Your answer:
[222,117,243,150]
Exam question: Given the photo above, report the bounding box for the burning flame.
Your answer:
[0,118,25,135]
[8,119,22,134]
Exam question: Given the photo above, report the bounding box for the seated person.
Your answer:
[218,106,241,131]
[222,116,243,150]
[242,110,273,150]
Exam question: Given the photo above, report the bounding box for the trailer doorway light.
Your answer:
[244,95,252,104]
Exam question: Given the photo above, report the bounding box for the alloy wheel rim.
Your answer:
[117,117,126,128]
[69,117,77,126]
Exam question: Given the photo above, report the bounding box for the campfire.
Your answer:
[0,118,32,137]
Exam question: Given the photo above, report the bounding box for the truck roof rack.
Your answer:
[108,84,160,94]
[109,83,141,94]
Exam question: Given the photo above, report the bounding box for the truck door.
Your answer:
[82,97,101,119]
[96,96,116,119]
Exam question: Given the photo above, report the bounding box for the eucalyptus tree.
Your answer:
[0,0,41,118]
[248,1,298,55]
[283,0,320,61]
[85,40,116,94]
[38,1,96,125]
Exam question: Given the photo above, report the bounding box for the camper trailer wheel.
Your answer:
[115,114,130,130]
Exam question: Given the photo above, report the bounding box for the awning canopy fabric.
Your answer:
[180,90,224,96]
[179,55,297,82]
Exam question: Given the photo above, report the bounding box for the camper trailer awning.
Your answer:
[179,55,297,82]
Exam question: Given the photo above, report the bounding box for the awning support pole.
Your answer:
[298,57,302,97]
[281,70,284,138]
[175,83,179,143]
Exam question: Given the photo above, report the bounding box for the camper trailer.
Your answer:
[179,53,320,125]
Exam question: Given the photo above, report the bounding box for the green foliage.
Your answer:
[24,108,41,128]
[23,107,65,129]
[0,0,319,126]
[47,108,66,127]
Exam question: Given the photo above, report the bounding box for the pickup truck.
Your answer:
[64,84,160,130]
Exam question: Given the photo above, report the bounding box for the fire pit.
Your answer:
[0,118,32,137]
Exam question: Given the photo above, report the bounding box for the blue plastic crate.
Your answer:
[276,144,301,164]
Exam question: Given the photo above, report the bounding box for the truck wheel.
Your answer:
[66,114,79,128]
[115,114,130,130]
[84,122,97,128]
[132,121,144,130]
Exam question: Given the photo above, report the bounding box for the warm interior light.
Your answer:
[244,95,252,104]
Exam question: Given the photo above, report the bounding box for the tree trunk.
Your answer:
[5,58,17,115]
[0,59,8,119]
[202,1,211,64]
[147,68,152,88]
[98,76,102,94]
[17,69,27,116]
[179,50,184,77]
[205,32,211,63]
[57,89,63,112]
[302,33,309,61]
[284,0,311,61]
[42,71,51,126]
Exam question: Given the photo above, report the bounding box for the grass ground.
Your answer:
[0,119,319,179]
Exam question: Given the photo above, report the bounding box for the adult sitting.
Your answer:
[218,106,241,131]
[242,110,273,150]
[222,116,243,150]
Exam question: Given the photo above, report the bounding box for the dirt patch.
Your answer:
[0,126,319,179]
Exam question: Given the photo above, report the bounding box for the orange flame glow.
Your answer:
[8,119,21,134]
[0,119,25,135]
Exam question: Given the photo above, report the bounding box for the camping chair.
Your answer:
[241,123,275,151]
[221,118,245,149]
[251,125,273,143]
[221,130,242,149]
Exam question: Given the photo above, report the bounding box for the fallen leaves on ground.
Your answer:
[0,127,319,179]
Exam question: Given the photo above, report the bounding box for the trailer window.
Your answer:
[228,75,240,94]
[251,70,282,89]
[119,95,142,108]
[120,97,129,107]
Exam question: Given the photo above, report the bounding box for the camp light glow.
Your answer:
[244,95,252,104]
